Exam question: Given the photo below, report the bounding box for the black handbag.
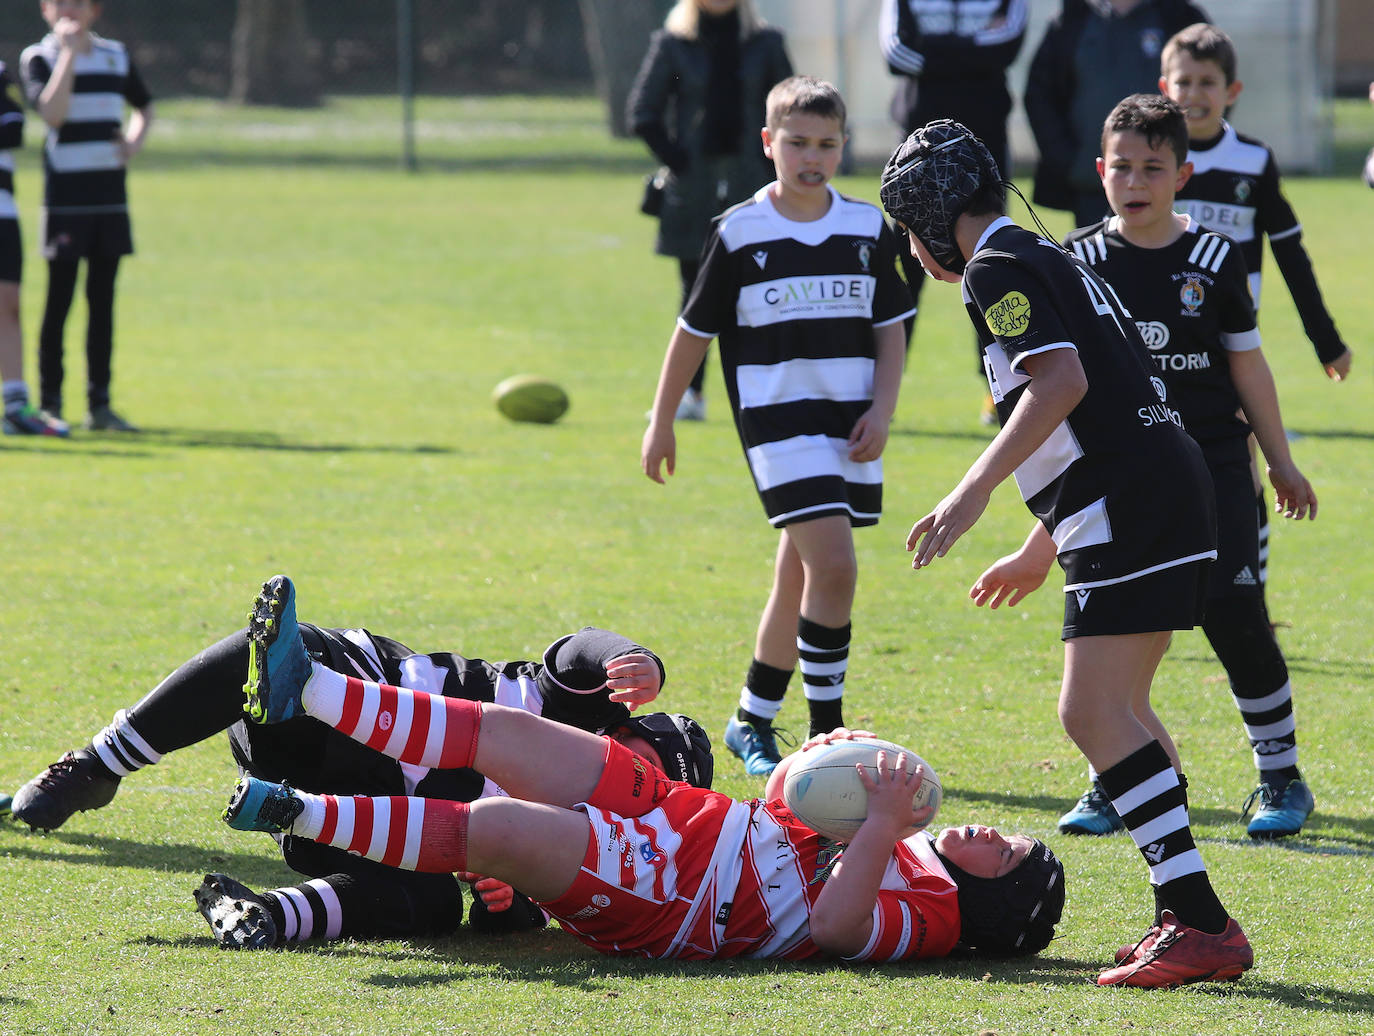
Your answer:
[640,166,669,216]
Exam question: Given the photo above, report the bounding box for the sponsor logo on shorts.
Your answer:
[568,904,601,920]
[631,757,648,799]
[378,711,393,731]
[1233,566,1257,586]
[1074,589,1091,610]
[592,894,611,908]
[984,290,1030,337]
[715,902,733,925]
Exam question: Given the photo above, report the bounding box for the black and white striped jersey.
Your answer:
[680,184,913,527]
[963,217,1216,589]
[19,33,152,212]
[1066,216,1260,460]
[1173,122,1286,303]
[0,63,22,221]
[1176,121,1347,366]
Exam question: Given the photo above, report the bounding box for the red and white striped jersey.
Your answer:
[544,787,961,961]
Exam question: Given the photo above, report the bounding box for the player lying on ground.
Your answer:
[222,577,1066,961]
[10,575,709,948]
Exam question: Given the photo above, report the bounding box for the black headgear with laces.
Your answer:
[879,119,1004,275]
[935,836,1065,956]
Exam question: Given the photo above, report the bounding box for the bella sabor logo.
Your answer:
[985,291,1031,337]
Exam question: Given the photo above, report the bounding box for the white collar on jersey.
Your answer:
[971,215,1017,258]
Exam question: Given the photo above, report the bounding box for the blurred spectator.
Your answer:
[1024,0,1207,229]
[627,0,791,422]
[880,0,1027,423]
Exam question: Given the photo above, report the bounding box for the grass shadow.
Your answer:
[12,426,456,457]
[0,828,298,880]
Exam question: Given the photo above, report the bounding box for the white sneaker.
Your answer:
[675,388,706,422]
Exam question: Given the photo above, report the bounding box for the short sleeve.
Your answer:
[964,252,1076,375]
[19,49,51,107]
[123,59,153,109]
[1216,242,1259,346]
[871,220,915,328]
[679,221,737,337]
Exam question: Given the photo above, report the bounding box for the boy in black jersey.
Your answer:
[642,76,911,775]
[1064,94,1318,840]
[9,575,707,948]
[21,0,154,432]
[881,119,1253,988]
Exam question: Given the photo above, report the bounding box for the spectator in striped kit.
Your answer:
[20,0,154,432]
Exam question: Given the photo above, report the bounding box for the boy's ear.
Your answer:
[1095,156,1106,181]
[1226,79,1243,106]
[1176,159,1194,192]
[760,125,774,158]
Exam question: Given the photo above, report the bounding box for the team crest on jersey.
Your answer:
[1139,28,1165,59]
[638,841,667,868]
[854,241,873,273]
[752,250,768,270]
[1179,275,1205,314]
[984,291,1031,337]
[1136,320,1170,350]
[1232,178,1252,204]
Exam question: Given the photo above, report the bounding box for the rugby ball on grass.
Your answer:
[493,374,569,424]
[782,737,941,842]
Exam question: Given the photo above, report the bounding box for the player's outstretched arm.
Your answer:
[908,348,1085,568]
[969,522,1057,608]
[808,752,934,957]
[642,326,711,483]
[1227,348,1318,520]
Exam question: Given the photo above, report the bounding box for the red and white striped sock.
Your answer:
[291,791,469,874]
[302,666,481,769]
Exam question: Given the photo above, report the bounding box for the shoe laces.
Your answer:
[753,725,796,760]
[1080,783,1113,811]
[1240,781,1278,819]
[33,751,98,790]
[1137,923,1185,965]
[259,783,303,828]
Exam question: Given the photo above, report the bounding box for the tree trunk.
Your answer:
[578,0,672,137]
[230,0,320,106]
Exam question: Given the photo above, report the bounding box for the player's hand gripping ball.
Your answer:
[493,374,570,424]
[783,737,941,842]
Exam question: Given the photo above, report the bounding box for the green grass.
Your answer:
[2,95,1372,1035]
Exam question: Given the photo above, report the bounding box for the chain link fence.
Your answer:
[0,1,595,98]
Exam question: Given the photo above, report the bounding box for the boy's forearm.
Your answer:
[37,51,77,128]
[869,322,906,422]
[1228,348,1294,468]
[125,103,155,153]
[648,325,711,424]
[963,349,1085,497]
[809,821,901,956]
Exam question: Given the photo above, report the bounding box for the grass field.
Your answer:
[1,95,1372,1035]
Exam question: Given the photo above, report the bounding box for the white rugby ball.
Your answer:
[782,737,941,842]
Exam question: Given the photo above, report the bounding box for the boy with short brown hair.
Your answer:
[642,75,911,774]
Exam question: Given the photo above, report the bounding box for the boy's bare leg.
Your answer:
[786,516,858,629]
[1059,631,1171,770]
[1059,631,1231,940]
[753,531,805,668]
